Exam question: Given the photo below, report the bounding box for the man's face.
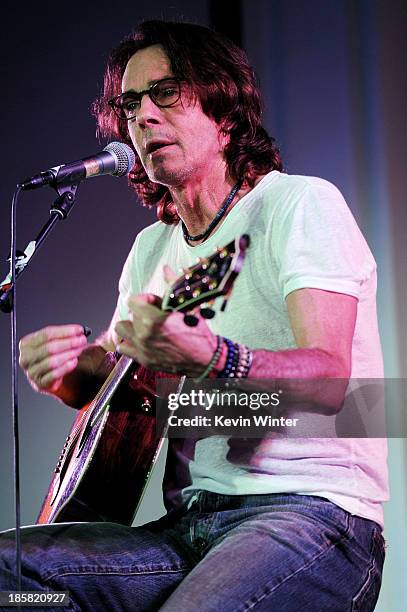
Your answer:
[122,45,226,187]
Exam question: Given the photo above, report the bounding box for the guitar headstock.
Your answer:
[162,234,250,314]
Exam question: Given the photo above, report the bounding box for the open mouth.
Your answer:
[146,141,174,155]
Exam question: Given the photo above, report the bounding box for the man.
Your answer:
[0,20,387,611]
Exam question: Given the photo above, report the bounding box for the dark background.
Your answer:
[0,2,406,609]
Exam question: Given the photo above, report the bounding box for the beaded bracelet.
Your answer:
[235,343,253,378]
[194,335,223,382]
[218,338,253,379]
[218,338,239,377]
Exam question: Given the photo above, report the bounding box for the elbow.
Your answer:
[315,350,351,414]
[316,382,348,415]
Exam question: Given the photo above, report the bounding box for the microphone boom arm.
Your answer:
[0,182,79,313]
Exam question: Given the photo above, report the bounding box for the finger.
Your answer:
[126,302,166,328]
[34,358,79,391]
[127,294,163,309]
[19,334,87,369]
[114,320,135,340]
[126,303,166,325]
[163,264,178,286]
[27,347,85,383]
[116,340,141,361]
[20,324,85,351]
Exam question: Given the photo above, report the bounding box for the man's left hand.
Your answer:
[114,294,217,377]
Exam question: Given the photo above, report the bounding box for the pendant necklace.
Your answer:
[182,179,243,243]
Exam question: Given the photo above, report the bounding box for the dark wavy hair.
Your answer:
[93,20,283,224]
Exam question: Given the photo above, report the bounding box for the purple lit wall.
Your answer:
[0,1,405,609]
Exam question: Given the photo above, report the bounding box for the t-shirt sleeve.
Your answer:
[271,178,376,300]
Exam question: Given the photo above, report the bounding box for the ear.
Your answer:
[218,124,231,149]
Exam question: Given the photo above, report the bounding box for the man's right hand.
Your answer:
[19,324,88,396]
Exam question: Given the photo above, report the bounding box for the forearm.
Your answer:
[250,347,346,378]
[254,347,349,412]
[215,345,349,413]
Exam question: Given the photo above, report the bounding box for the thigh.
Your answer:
[0,520,196,612]
[160,498,385,612]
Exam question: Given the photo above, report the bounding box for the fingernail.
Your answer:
[82,325,92,338]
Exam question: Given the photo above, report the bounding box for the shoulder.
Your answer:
[126,220,176,263]
[116,220,177,315]
[257,172,353,227]
[136,218,174,246]
[258,171,345,204]
[118,219,178,294]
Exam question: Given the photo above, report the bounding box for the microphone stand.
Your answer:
[1,182,79,313]
[0,180,81,594]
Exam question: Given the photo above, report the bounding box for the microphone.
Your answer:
[19,142,136,190]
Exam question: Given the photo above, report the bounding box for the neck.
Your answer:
[168,161,239,237]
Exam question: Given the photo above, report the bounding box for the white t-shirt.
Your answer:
[115,171,389,527]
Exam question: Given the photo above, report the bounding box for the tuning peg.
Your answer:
[183,313,199,327]
[200,306,215,319]
[215,247,228,258]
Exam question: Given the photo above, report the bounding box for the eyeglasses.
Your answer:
[108,77,182,121]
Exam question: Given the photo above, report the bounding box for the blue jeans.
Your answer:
[0,493,385,611]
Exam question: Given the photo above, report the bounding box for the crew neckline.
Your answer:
[178,170,279,251]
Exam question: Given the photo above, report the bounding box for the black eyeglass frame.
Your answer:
[108,77,182,120]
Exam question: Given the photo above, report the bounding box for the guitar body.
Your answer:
[37,235,250,527]
[37,358,178,526]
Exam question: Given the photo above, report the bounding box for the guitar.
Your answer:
[37,234,250,526]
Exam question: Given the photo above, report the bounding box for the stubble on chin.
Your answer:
[145,158,195,188]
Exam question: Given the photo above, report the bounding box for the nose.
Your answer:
[133,95,163,129]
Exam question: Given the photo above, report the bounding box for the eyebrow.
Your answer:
[122,75,175,96]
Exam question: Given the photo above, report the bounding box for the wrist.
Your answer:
[194,335,223,381]
[58,344,108,408]
[194,337,254,381]
[208,341,227,378]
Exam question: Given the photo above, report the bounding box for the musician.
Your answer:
[0,20,387,611]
